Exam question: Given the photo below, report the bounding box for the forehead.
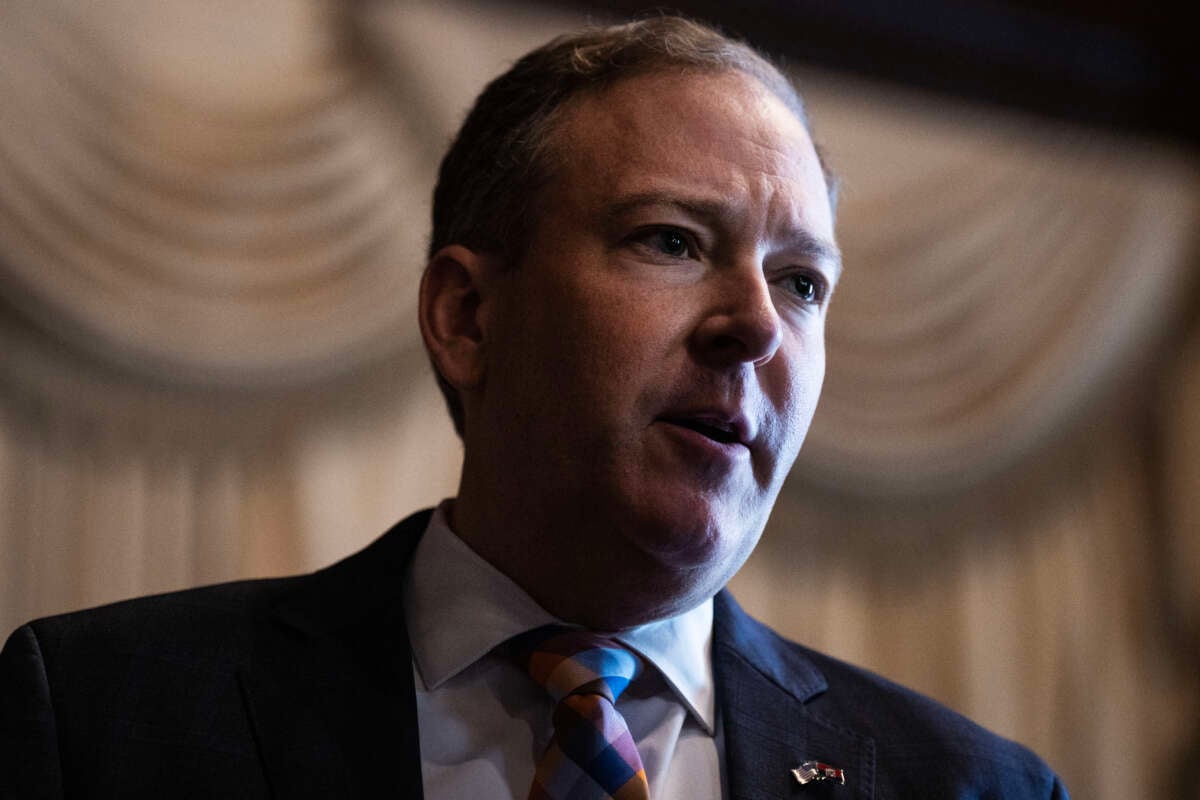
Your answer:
[540,69,833,240]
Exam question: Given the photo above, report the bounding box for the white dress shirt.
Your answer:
[403,502,725,799]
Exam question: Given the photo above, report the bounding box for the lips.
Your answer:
[658,411,751,448]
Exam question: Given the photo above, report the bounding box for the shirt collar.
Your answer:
[403,501,717,735]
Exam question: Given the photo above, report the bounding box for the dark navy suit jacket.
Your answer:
[1,509,1067,798]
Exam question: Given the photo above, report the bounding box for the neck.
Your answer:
[448,488,712,631]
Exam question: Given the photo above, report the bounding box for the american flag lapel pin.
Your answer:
[792,760,846,786]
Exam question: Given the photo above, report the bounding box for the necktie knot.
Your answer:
[516,628,650,800]
[524,630,642,705]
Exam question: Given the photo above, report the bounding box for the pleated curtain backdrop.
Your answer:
[0,2,1197,799]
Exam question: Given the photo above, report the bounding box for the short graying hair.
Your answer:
[427,15,837,436]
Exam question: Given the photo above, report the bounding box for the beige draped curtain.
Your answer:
[1,2,1197,798]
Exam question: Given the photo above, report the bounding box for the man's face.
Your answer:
[466,69,838,620]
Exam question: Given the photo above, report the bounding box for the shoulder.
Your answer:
[714,591,1068,798]
[1,573,312,750]
[1,511,432,795]
[8,574,303,670]
[2,507,432,707]
[6,508,434,671]
[0,576,309,796]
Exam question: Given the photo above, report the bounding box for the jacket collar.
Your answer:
[714,591,876,799]
[241,509,432,798]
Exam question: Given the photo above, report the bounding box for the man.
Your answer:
[1,16,1067,799]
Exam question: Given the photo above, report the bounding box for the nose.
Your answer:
[691,266,783,369]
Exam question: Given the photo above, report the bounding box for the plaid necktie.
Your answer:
[519,629,650,800]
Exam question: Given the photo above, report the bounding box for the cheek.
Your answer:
[802,342,827,409]
[564,284,675,379]
[770,338,826,448]
[515,294,649,433]
[795,341,826,414]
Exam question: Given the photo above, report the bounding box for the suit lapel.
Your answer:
[714,592,875,800]
[240,510,433,798]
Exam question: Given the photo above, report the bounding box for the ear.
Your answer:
[418,244,501,393]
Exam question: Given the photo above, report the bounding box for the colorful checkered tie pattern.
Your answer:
[521,629,650,800]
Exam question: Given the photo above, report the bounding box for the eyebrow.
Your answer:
[606,191,728,227]
[784,229,843,283]
[606,191,843,281]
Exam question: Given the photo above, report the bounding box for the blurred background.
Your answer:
[1,1,1197,797]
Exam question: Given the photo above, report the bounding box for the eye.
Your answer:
[654,229,690,257]
[633,227,694,259]
[784,273,824,304]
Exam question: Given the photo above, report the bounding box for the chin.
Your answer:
[625,495,762,575]
[586,499,766,629]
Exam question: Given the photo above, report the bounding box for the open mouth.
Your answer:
[665,418,741,445]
